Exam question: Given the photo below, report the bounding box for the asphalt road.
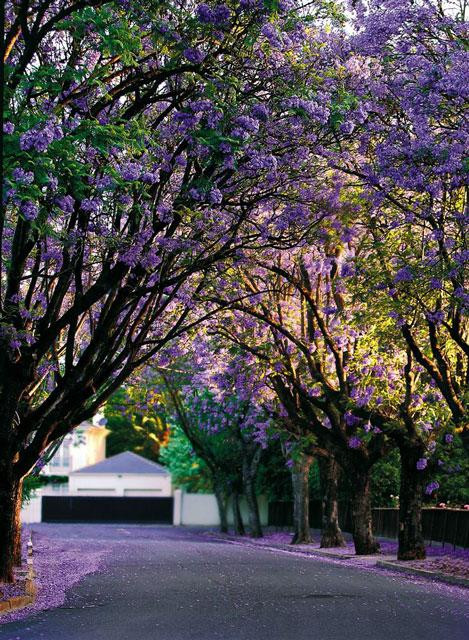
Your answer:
[1,525,468,640]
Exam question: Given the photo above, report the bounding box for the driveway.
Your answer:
[1,524,467,640]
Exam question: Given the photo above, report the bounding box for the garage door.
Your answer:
[42,496,173,523]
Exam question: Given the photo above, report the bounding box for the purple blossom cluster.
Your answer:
[12,168,34,184]
[183,47,206,64]
[196,3,231,26]
[20,120,63,152]
[348,436,362,449]
[416,458,428,471]
[20,201,39,221]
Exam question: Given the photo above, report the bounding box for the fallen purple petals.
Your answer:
[0,526,108,624]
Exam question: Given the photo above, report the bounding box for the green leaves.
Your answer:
[264,0,280,14]
[329,90,358,130]
[193,127,242,151]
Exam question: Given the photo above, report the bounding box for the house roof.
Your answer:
[70,451,170,475]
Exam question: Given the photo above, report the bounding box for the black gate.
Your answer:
[42,496,174,523]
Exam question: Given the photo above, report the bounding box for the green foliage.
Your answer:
[370,449,401,508]
[41,475,68,485]
[309,459,322,501]
[256,441,293,501]
[22,474,67,505]
[432,435,469,506]
[329,89,358,130]
[104,387,169,462]
[264,0,280,14]
[368,441,469,508]
[159,424,212,492]
[22,475,44,505]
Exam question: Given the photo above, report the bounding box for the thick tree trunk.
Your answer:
[319,456,346,548]
[350,470,380,555]
[290,452,313,544]
[244,474,263,538]
[232,490,246,536]
[398,444,426,560]
[241,446,263,538]
[0,469,22,582]
[13,478,24,566]
[213,483,229,534]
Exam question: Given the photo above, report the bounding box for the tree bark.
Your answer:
[0,467,22,582]
[350,470,380,555]
[232,490,246,536]
[13,478,24,566]
[290,452,313,544]
[241,445,263,538]
[398,444,426,560]
[213,482,229,534]
[241,464,262,538]
[243,474,263,538]
[319,456,346,548]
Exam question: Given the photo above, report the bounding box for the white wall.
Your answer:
[21,495,42,523]
[69,473,172,497]
[180,493,220,526]
[177,492,269,527]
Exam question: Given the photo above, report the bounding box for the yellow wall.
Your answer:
[85,426,110,466]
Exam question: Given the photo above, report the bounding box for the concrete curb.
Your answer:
[255,542,355,560]
[211,534,358,560]
[0,533,38,617]
[208,533,355,559]
[376,560,469,588]
[0,591,36,616]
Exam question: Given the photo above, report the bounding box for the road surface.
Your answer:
[1,525,467,640]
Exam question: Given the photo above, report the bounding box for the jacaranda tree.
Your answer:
[1,0,344,581]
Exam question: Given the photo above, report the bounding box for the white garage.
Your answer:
[69,451,172,497]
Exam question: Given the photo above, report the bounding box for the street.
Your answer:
[1,525,467,640]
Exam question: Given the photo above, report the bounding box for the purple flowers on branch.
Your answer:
[196,4,231,26]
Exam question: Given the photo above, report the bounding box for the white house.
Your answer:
[69,451,172,497]
[44,413,110,476]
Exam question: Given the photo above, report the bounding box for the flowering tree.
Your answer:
[208,224,455,558]
[331,0,468,437]
[209,247,388,554]
[161,374,246,533]
[155,333,272,536]
[0,0,344,581]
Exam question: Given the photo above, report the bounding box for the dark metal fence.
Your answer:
[42,496,174,523]
[268,501,469,548]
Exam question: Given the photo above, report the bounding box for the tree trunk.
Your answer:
[319,456,346,548]
[0,469,22,582]
[244,476,262,538]
[13,478,24,566]
[241,446,263,538]
[290,452,313,544]
[350,470,380,555]
[398,444,426,560]
[232,490,246,536]
[213,483,229,534]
